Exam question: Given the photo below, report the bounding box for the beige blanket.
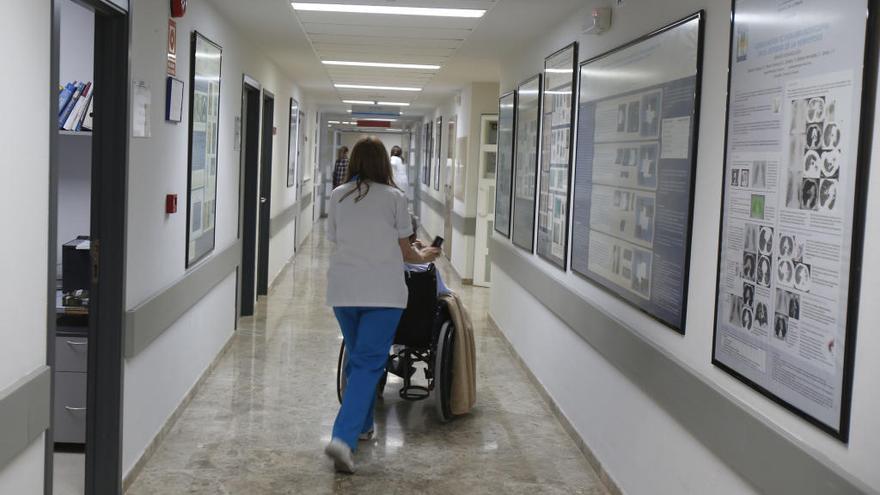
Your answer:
[441,293,476,415]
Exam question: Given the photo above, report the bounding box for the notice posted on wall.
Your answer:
[570,15,702,332]
[713,0,869,439]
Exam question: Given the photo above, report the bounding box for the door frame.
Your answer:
[237,75,262,317]
[47,0,131,493]
[257,90,275,296]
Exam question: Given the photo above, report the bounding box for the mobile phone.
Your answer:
[431,236,444,248]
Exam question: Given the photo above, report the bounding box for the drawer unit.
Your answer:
[56,336,88,373]
[54,371,87,444]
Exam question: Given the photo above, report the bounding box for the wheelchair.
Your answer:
[336,264,457,422]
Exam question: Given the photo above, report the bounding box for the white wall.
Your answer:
[418,83,498,280]
[491,0,880,493]
[0,0,51,492]
[418,99,458,243]
[123,0,312,476]
[56,135,91,272]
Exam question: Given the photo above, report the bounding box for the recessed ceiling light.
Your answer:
[378,102,411,107]
[328,120,341,124]
[291,3,485,18]
[324,60,441,70]
[335,84,421,92]
[359,118,397,122]
[343,99,375,105]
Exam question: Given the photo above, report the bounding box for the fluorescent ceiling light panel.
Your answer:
[328,120,341,124]
[291,3,485,18]
[360,118,397,122]
[335,84,421,92]
[343,99,375,105]
[378,102,411,107]
[324,60,440,70]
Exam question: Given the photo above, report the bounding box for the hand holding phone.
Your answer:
[431,236,444,248]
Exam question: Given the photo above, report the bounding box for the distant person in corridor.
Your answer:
[332,145,349,188]
[390,145,408,191]
[324,136,440,474]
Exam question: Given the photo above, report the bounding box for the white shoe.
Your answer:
[358,427,374,441]
[324,438,355,474]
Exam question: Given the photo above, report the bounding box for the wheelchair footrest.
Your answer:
[399,385,430,401]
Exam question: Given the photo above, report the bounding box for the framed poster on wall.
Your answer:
[537,42,578,269]
[511,75,542,252]
[570,13,704,333]
[287,98,299,188]
[186,31,222,268]
[494,92,517,238]
[434,116,443,191]
[712,0,873,441]
[422,122,432,187]
[298,109,308,182]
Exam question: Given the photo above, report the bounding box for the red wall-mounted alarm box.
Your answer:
[166,194,178,214]
[171,0,187,18]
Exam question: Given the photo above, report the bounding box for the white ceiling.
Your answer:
[293,0,495,106]
[207,0,585,115]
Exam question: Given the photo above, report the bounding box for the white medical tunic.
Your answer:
[326,181,412,308]
[390,156,408,188]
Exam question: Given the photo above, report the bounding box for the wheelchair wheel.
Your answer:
[433,321,455,422]
[336,341,388,404]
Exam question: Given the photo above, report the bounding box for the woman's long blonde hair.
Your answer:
[339,137,399,203]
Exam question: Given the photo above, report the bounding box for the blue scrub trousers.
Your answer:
[332,306,403,450]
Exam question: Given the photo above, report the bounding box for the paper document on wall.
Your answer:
[133,80,152,138]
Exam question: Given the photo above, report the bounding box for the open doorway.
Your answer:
[257,92,275,296]
[49,0,129,494]
[239,79,261,317]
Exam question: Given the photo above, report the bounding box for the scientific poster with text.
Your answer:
[570,15,702,332]
[713,0,869,439]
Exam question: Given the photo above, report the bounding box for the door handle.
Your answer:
[65,341,87,346]
[260,197,267,204]
[64,406,87,412]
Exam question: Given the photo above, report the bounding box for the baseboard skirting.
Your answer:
[487,315,623,495]
[122,333,236,491]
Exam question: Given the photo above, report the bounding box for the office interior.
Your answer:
[1,0,879,494]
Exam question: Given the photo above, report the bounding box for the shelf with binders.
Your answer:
[58,80,94,134]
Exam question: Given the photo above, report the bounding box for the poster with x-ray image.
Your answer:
[713,0,871,442]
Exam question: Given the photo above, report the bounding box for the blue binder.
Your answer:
[58,82,76,117]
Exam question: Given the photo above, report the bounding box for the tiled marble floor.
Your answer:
[125,222,606,494]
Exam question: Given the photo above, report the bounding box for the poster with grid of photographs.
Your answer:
[287,98,299,188]
[536,42,578,269]
[434,116,443,191]
[570,14,703,333]
[186,31,222,268]
[494,91,517,238]
[511,75,542,252]
[422,121,432,187]
[713,0,872,441]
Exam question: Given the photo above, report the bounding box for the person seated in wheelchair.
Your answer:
[384,217,453,382]
[404,216,451,297]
